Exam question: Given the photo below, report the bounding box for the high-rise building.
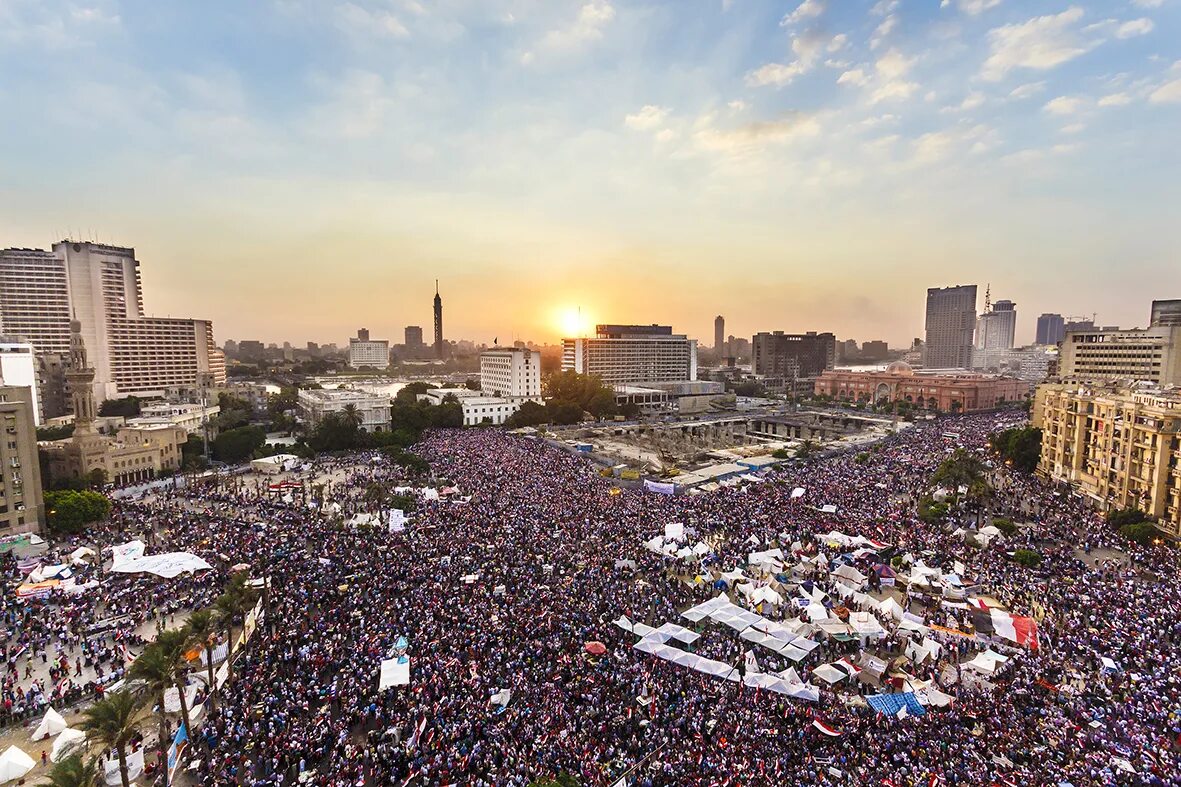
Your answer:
[348,329,390,370]
[974,297,1017,369]
[924,285,977,369]
[714,316,725,354]
[751,331,836,381]
[0,241,225,404]
[1034,382,1181,537]
[1057,326,1181,386]
[405,326,424,347]
[0,382,44,533]
[1151,299,1181,327]
[433,281,444,359]
[480,347,542,400]
[861,340,888,361]
[1036,313,1066,345]
[562,324,697,385]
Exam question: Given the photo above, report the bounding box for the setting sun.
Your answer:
[556,307,592,338]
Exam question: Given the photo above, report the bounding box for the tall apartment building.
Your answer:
[1151,299,1181,327]
[1036,313,1066,345]
[0,341,40,425]
[924,285,977,369]
[1057,326,1181,386]
[0,384,44,533]
[405,326,424,347]
[1034,382,1181,536]
[562,324,697,386]
[0,241,225,407]
[480,347,541,400]
[348,329,390,370]
[751,331,836,380]
[714,316,725,354]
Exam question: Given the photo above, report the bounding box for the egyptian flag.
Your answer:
[991,610,1039,650]
[812,718,842,737]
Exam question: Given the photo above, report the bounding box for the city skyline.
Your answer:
[1,1,1179,346]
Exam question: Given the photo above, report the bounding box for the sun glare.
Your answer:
[557,307,591,338]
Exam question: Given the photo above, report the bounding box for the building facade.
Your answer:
[1057,326,1181,386]
[1036,313,1066,346]
[1034,383,1181,536]
[405,326,424,347]
[1151,299,1181,327]
[562,325,698,386]
[0,341,40,425]
[714,316,725,354]
[0,384,44,533]
[348,329,390,370]
[0,241,225,405]
[751,331,836,381]
[298,388,392,432]
[814,362,1030,412]
[924,285,977,369]
[480,348,542,399]
[974,299,1017,369]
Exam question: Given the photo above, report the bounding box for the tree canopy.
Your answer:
[45,489,112,534]
[989,426,1042,473]
[544,371,617,419]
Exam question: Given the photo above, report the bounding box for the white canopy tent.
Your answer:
[31,706,67,740]
[50,728,87,763]
[0,746,34,784]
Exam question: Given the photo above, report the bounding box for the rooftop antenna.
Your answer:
[984,283,991,312]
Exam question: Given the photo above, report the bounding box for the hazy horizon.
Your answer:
[2,0,1179,348]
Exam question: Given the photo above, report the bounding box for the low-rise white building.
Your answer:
[418,388,524,426]
[299,388,392,432]
[126,402,221,434]
[480,347,542,400]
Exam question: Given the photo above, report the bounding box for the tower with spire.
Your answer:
[433,280,444,359]
[65,319,98,433]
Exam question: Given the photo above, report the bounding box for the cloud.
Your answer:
[875,48,915,80]
[1131,0,1163,7]
[334,2,410,39]
[624,105,670,131]
[837,68,870,87]
[942,91,986,112]
[1008,81,1046,99]
[783,0,825,25]
[537,1,615,52]
[746,30,844,87]
[746,61,807,87]
[694,113,821,154]
[956,0,1003,15]
[1097,92,1132,107]
[865,48,918,103]
[870,15,897,50]
[1043,95,1086,114]
[1115,18,1154,38]
[1149,78,1181,104]
[981,7,1095,81]
[871,80,919,103]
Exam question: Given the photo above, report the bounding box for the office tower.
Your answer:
[405,326,424,347]
[562,324,697,385]
[348,329,390,370]
[751,331,836,380]
[924,285,977,369]
[1035,313,1066,345]
[0,241,225,404]
[1034,383,1181,536]
[714,316,725,354]
[480,347,542,399]
[1151,299,1181,327]
[0,382,44,533]
[861,340,888,361]
[433,281,444,359]
[974,297,1017,369]
[307,342,320,356]
[1058,325,1181,385]
[237,340,265,361]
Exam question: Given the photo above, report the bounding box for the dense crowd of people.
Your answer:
[6,411,1181,785]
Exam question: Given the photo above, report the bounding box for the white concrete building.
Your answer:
[1058,325,1181,386]
[348,329,390,370]
[480,348,541,400]
[561,324,698,386]
[0,340,40,425]
[0,241,225,405]
[126,402,220,434]
[418,388,524,426]
[298,388,392,432]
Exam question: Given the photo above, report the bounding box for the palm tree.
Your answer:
[154,629,193,736]
[127,642,174,782]
[79,691,140,787]
[213,572,259,683]
[341,403,363,430]
[42,754,103,787]
[185,609,219,705]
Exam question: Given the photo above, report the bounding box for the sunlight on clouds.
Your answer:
[981,7,1095,81]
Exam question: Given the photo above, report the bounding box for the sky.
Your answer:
[1,0,1179,349]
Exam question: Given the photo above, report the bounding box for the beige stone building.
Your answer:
[0,384,45,533]
[1033,382,1181,536]
[43,321,185,486]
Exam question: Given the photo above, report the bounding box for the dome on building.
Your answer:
[884,361,915,376]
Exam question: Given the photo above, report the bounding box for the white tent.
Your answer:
[50,728,87,763]
[31,706,67,740]
[878,596,906,621]
[378,657,411,689]
[0,746,34,783]
[69,546,96,565]
[812,664,847,684]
